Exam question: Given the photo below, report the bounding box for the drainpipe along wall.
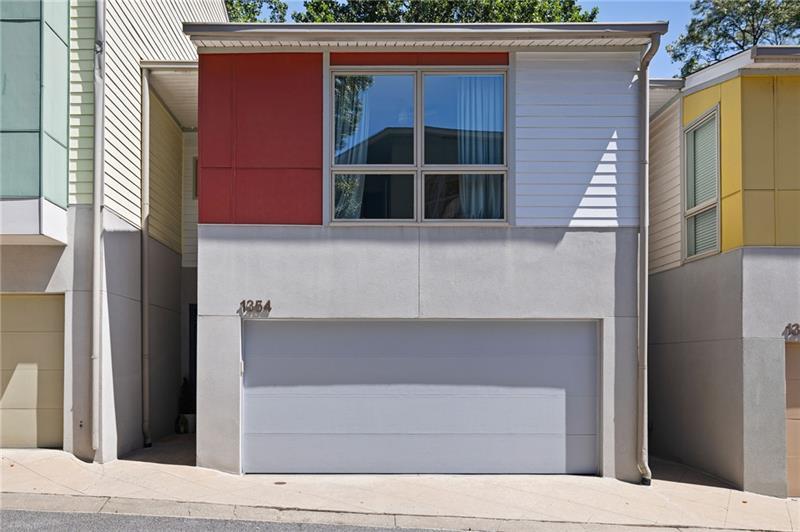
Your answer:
[637,33,661,485]
[91,0,106,458]
[141,69,152,448]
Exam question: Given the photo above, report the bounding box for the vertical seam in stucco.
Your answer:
[417,228,421,318]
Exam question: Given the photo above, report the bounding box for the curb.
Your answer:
[0,492,761,531]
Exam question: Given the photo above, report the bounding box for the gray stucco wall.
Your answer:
[197,225,641,480]
[649,247,798,498]
[100,209,184,458]
[147,237,182,442]
[740,248,799,497]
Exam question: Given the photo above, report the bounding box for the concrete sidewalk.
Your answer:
[1,449,798,531]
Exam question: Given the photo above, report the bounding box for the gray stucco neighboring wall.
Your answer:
[649,247,798,498]
[197,225,641,480]
[1,205,94,460]
[649,250,744,487]
[100,209,184,459]
[740,248,799,497]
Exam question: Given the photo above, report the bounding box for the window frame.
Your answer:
[329,66,508,225]
[682,105,721,261]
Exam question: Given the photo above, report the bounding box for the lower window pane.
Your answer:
[334,174,414,220]
[687,207,717,256]
[424,174,504,220]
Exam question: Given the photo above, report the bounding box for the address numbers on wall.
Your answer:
[239,299,272,318]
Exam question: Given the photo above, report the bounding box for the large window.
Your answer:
[331,71,506,222]
[684,110,719,258]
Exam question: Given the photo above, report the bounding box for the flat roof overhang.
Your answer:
[183,21,668,50]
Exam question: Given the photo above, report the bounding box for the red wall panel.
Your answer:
[330,52,508,66]
[198,55,234,168]
[235,169,322,225]
[235,54,322,169]
[197,53,323,224]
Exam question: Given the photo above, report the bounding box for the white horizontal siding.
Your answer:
[103,0,226,227]
[69,0,95,205]
[513,51,641,227]
[648,98,682,272]
[182,132,197,267]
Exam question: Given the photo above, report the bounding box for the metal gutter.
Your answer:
[139,60,198,70]
[140,69,152,449]
[637,32,661,486]
[650,78,684,89]
[91,0,106,457]
[751,45,800,59]
[183,21,668,42]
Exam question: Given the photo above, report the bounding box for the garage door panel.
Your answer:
[246,393,597,436]
[243,433,595,474]
[244,393,579,435]
[242,320,598,474]
[1,332,64,369]
[245,354,597,396]
[566,435,598,474]
[243,321,597,359]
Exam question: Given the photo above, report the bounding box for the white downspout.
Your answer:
[141,69,152,448]
[91,0,106,455]
[637,33,660,485]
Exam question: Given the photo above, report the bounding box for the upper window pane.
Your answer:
[424,74,504,165]
[334,75,414,165]
[687,116,717,209]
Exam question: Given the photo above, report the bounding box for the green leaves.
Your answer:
[291,0,598,23]
[668,0,800,77]
[225,0,288,22]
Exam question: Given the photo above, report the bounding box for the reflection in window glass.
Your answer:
[424,75,504,165]
[424,174,504,220]
[334,75,414,165]
[334,174,414,220]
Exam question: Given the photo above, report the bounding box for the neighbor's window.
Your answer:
[332,71,506,222]
[685,111,719,257]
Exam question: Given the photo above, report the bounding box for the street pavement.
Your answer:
[0,510,426,532]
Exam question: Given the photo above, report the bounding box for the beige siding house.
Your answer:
[1,0,227,464]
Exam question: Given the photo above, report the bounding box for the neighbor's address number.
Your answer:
[783,323,800,341]
[239,299,272,316]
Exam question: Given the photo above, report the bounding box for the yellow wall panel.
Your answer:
[721,191,743,251]
[720,78,742,198]
[776,191,800,245]
[743,190,775,245]
[683,84,721,126]
[775,77,800,191]
[148,90,183,254]
[741,77,775,190]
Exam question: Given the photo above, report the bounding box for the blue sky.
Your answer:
[273,0,692,78]
[584,0,692,78]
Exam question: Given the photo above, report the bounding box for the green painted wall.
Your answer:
[0,0,69,207]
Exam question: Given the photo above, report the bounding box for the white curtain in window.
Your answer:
[458,174,502,219]
[456,77,503,218]
[334,79,370,217]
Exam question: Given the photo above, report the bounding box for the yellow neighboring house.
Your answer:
[648,46,800,498]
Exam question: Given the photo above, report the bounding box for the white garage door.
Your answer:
[242,320,598,474]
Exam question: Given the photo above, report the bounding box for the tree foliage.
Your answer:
[292,0,597,23]
[225,0,288,22]
[668,0,800,76]
[225,0,597,23]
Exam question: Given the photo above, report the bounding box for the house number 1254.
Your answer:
[239,299,272,315]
